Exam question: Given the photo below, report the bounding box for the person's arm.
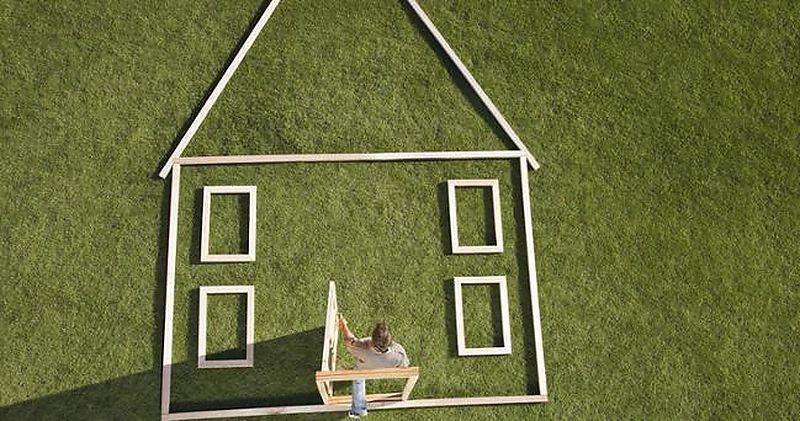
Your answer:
[338,314,356,342]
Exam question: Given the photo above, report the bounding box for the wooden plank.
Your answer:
[318,281,338,402]
[519,157,548,395]
[315,367,420,382]
[405,0,541,170]
[160,164,181,415]
[158,0,284,178]
[176,151,523,166]
[401,374,419,400]
[314,381,329,405]
[165,395,548,419]
[328,393,403,405]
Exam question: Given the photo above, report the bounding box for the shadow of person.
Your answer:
[1,328,343,420]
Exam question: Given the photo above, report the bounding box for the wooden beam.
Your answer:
[401,373,419,400]
[176,151,523,166]
[405,0,541,170]
[315,367,419,382]
[164,395,548,420]
[519,157,548,395]
[160,164,181,414]
[158,0,283,178]
[327,393,403,405]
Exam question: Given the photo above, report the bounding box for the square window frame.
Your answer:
[201,185,257,263]
[198,285,255,368]
[447,179,504,254]
[453,276,512,356]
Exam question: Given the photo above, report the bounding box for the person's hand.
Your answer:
[338,314,347,331]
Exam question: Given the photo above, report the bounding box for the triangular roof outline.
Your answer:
[157,0,541,179]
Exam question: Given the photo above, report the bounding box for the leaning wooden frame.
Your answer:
[157,0,548,419]
[316,281,421,405]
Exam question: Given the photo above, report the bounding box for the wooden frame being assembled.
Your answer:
[160,156,548,420]
[201,186,257,263]
[197,285,255,369]
[315,281,420,405]
[453,276,512,356]
[447,179,504,254]
[317,281,339,398]
[157,0,549,419]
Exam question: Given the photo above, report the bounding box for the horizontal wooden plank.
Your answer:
[165,395,548,420]
[327,393,403,405]
[315,367,419,382]
[175,151,523,166]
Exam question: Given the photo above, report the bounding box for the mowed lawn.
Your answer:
[2,0,799,420]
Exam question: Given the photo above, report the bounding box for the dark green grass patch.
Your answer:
[207,193,252,256]
[205,293,248,360]
[460,283,505,349]
[454,186,499,248]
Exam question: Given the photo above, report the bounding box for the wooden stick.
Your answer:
[401,374,419,400]
[315,367,420,382]
[176,151,523,166]
[519,157,548,395]
[405,0,541,170]
[164,395,548,420]
[160,164,181,414]
[327,393,403,405]
[158,0,283,178]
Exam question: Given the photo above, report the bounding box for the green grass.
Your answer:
[2,0,799,420]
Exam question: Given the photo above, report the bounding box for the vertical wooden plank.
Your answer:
[447,180,460,252]
[161,164,181,414]
[519,157,548,395]
[491,180,504,249]
[246,285,255,366]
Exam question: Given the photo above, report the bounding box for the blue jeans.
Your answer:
[351,379,367,416]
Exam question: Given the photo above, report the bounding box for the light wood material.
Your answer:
[200,186,257,263]
[157,0,283,178]
[519,157,548,395]
[327,393,402,405]
[447,179,504,254]
[316,367,419,382]
[176,151,523,166]
[315,367,420,407]
[160,164,181,415]
[164,395,548,420]
[318,281,339,403]
[453,276,512,356]
[404,0,541,170]
[197,285,255,369]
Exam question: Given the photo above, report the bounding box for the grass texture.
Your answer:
[2,0,799,419]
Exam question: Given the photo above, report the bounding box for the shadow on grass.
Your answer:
[0,329,342,421]
[170,327,327,413]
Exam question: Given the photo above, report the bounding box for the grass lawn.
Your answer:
[2,0,798,420]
